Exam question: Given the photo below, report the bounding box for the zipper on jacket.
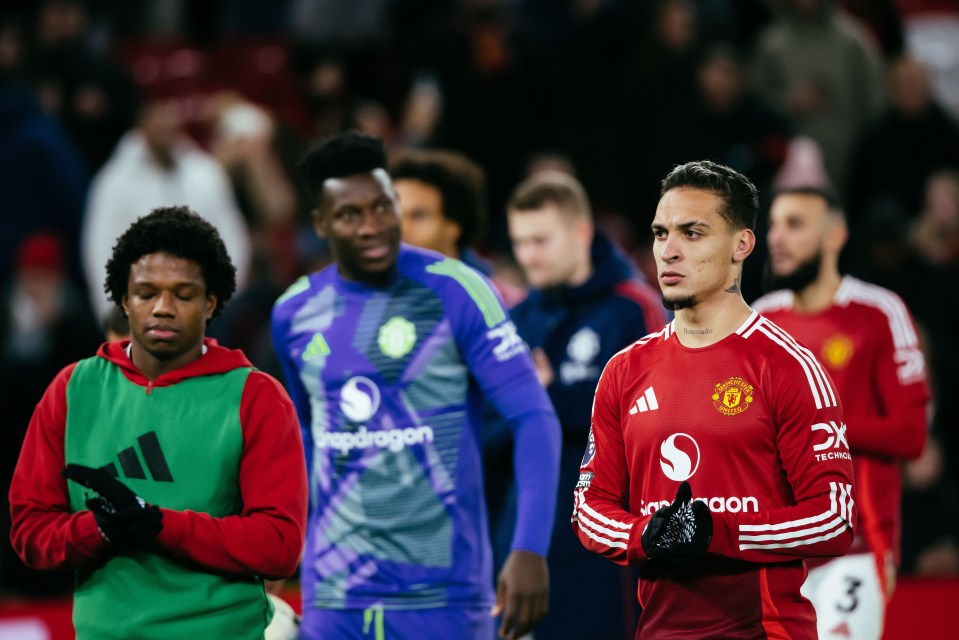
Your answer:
[145,381,153,395]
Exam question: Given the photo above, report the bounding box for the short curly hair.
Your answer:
[104,206,237,321]
[297,131,388,203]
[389,147,487,251]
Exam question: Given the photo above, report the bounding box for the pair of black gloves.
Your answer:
[641,481,713,571]
[62,464,163,547]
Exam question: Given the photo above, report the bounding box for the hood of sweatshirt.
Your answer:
[98,337,253,388]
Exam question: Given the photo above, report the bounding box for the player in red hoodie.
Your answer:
[10,207,307,639]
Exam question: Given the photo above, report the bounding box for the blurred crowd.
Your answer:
[1,0,958,598]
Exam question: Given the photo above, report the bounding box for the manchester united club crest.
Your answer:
[821,334,854,369]
[712,377,754,416]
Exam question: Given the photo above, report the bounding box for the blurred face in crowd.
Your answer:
[652,187,753,310]
[395,178,461,258]
[698,49,744,114]
[123,252,215,377]
[315,169,402,283]
[888,57,933,116]
[139,99,183,167]
[509,203,591,289]
[766,192,845,292]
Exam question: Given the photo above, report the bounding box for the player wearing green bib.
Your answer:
[9,207,308,639]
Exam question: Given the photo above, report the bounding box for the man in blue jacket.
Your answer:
[493,170,666,640]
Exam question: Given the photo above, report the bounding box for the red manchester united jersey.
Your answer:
[572,311,855,639]
[753,276,929,571]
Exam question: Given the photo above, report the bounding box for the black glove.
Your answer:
[641,481,712,570]
[62,464,163,547]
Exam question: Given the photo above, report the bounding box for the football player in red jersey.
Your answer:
[572,160,855,639]
[754,186,929,640]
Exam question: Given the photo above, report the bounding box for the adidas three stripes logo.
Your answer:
[101,431,174,482]
[629,386,659,414]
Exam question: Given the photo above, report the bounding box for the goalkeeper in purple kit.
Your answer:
[271,132,562,639]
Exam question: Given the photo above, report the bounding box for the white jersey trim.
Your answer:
[737,482,854,551]
[748,317,837,409]
[576,495,631,552]
[838,276,918,350]
[735,310,760,335]
[751,290,793,314]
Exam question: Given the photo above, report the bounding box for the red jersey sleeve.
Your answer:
[709,324,855,563]
[9,364,110,569]
[154,371,308,579]
[571,354,646,565]
[850,305,928,459]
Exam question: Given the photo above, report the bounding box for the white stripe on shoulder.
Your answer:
[617,322,672,356]
[751,290,794,313]
[735,310,760,335]
[841,276,918,349]
[749,317,837,408]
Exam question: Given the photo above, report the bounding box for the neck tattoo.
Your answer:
[683,327,713,335]
[725,277,741,295]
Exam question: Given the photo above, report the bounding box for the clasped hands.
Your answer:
[641,481,712,570]
[62,464,163,547]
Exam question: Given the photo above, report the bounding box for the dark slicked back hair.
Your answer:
[389,148,487,251]
[104,206,237,321]
[297,131,388,204]
[661,160,759,232]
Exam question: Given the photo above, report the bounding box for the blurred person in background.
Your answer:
[847,55,959,231]
[754,186,929,639]
[899,168,959,579]
[389,145,525,307]
[0,232,101,596]
[391,0,559,255]
[0,52,87,291]
[645,43,793,302]
[621,0,707,218]
[26,0,138,173]
[910,168,959,268]
[495,171,665,640]
[205,92,302,375]
[82,95,252,324]
[752,0,883,200]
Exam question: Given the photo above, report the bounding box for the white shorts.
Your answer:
[800,553,886,640]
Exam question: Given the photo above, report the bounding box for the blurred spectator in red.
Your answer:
[0,232,101,596]
[0,71,87,292]
[752,0,884,200]
[81,96,252,323]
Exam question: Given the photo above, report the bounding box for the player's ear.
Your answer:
[311,208,327,239]
[732,228,755,264]
[825,217,848,254]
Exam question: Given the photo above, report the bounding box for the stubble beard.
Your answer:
[763,250,822,293]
